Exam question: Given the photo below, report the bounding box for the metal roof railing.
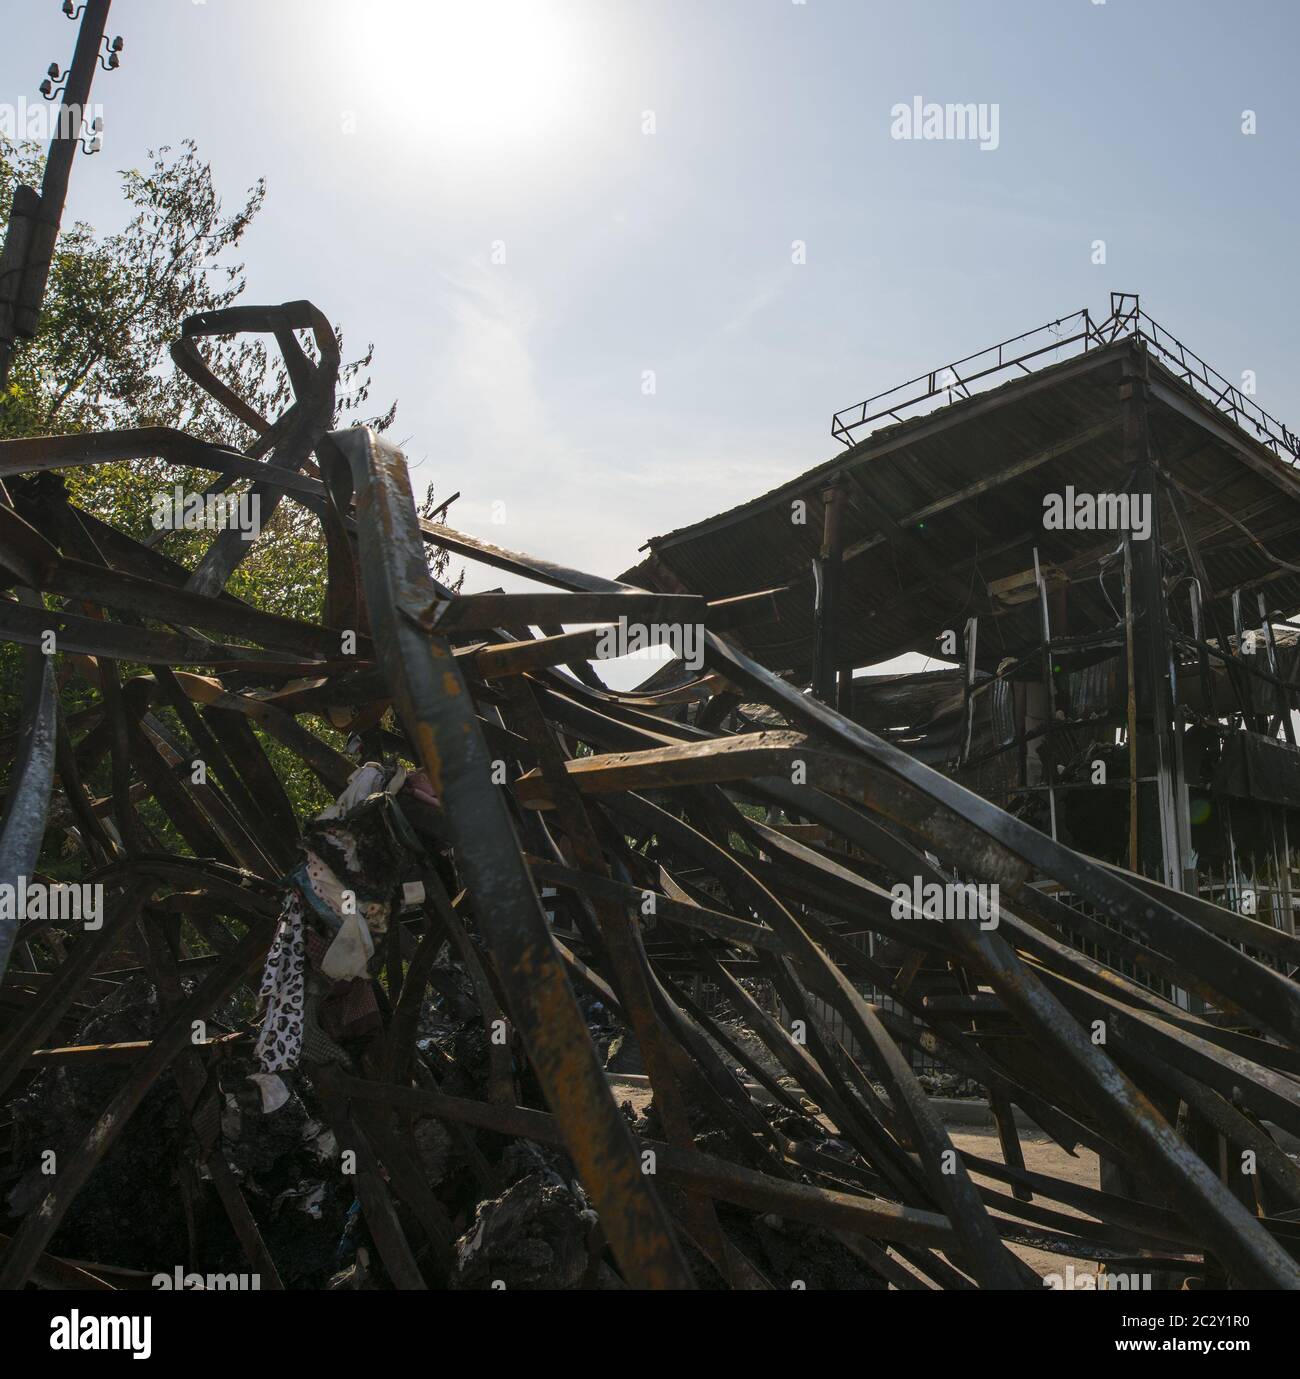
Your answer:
[831,293,1300,463]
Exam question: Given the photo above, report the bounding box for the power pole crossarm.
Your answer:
[0,0,116,391]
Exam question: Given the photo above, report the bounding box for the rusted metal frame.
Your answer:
[605,789,1025,1287]
[993,888,1299,1063]
[89,855,282,920]
[1034,965,1300,1140]
[1105,1040,1300,1213]
[514,734,1031,899]
[530,678,698,757]
[53,499,271,871]
[529,859,789,955]
[168,346,272,441]
[0,645,57,982]
[835,1233,934,1290]
[0,879,148,1102]
[175,303,339,599]
[320,467,365,643]
[87,650,142,865]
[614,845,917,1197]
[501,678,711,1142]
[0,427,308,493]
[636,952,824,1174]
[0,597,322,668]
[136,709,280,878]
[974,1180,1179,1258]
[1098,856,1300,963]
[873,998,1111,1161]
[345,1073,1140,1269]
[167,674,353,794]
[699,634,1300,1047]
[497,677,767,1286]
[312,1065,427,1290]
[321,426,693,1289]
[25,1032,241,1065]
[136,914,286,1289]
[126,741,267,888]
[643,836,885,1136]
[125,720,233,863]
[570,851,793,1170]
[727,856,1016,1116]
[0,499,351,661]
[653,964,811,1128]
[380,909,444,1090]
[569,672,732,713]
[0,425,626,605]
[337,1075,966,1252]
[43,556,355,662]
[430,589,704,634]
[463,625,626,680]
[535,622,610,691]
[346,1096,458,1284]
[940,915,1300,1287]
[54,702,116,866]
[0,919,270,1288]
[149,666,292,873]
[690,635,1300,1279]
[991,900,1300,1081]
[961,1149,1199,1247]
[16,476,214,606]
[197,706,302,850]
[759,953,913,1154]
[728,892,1036,1280]
[415,862,515,1106]
[735,820,964,964]
[998,878,1246,1020]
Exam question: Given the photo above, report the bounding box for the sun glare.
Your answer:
[352,1,586,152]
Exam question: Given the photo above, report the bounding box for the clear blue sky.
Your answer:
[3,0,1297,596]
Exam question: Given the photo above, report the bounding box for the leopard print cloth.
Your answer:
[254,889,306,1072]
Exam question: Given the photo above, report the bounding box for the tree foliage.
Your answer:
[0,138,456,837]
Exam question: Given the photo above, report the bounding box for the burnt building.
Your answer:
[626,294,1300,999]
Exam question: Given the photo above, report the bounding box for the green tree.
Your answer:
[0,138,457,838]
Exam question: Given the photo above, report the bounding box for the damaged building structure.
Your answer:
[2,292,1300,1290]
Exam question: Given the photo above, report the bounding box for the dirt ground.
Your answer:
[609,1079,1103,1286]
[950,1125,1101,1281]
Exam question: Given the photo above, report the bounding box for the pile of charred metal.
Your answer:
[1,302,1298,1291]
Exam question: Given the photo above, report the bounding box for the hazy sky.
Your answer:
[3,0,1297,601]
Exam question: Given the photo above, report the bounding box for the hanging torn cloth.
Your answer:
[251,760,427,1093]
[254,890,306,1074]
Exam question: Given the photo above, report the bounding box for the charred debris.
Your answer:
[2,293,1300,1290]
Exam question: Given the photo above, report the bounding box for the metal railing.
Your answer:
[831,293,1300,463]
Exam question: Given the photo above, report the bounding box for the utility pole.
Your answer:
[0,0,120,987]
[0,0,121,392]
